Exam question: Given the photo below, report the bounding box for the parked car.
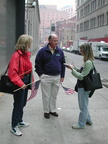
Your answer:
[62,47,66,51]
[65,47,70,52]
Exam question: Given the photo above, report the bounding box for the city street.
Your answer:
[64,52,108,78]
[0,54,108,144]
[64,52,108,88]
[0,0,108,143]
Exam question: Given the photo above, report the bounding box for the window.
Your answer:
[80,9,83,17]
[77,11,79,19]
[103,0,105,5]
[98,0,101,7]
[91,2,93,12]
[97,16,100,26]
[78,0,80,7]
[101,14,104,25]
[107,12,108,25]
[91,0,97,12]
[80,23,83,31]
[87,20,89,29]
[90,17,96,28]
[88,4,90,13]
[84,20,89,30]
[94,0,97,9]
[77,25,79,32]
[93,1,95,11]
[97,14,104,27]
[84,4,90,14]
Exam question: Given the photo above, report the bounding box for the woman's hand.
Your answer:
[21,84,27,89]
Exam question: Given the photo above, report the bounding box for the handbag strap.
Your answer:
[91,61,97,73]
[4,64,10,75]
[4,51,20,75]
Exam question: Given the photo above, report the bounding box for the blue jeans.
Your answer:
[78,88,92,127]
[11,75,30,127]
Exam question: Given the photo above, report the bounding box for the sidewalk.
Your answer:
[0,54,108,144]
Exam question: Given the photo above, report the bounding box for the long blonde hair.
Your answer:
[80,43,94,62]
[15,34,33,53]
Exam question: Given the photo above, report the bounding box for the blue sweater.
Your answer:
[35,45,65,78]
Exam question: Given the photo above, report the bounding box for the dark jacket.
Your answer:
[35,44,65,78]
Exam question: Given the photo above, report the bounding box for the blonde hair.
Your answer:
[80,43,94,62]
[15,34,33,53]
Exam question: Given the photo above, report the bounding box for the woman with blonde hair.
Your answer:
[8,34,33,136]
[65,43,94,129]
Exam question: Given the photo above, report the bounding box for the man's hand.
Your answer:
[65,65,73,70]
[64,63,74,70]
[60,78,64,83]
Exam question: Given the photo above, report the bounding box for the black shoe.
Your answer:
[44,113,50,119]
[50,112,58,117]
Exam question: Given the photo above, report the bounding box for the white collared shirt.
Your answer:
[49,45,56,54]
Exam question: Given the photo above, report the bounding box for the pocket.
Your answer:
[40,74,49,79]
[40,74,44,79]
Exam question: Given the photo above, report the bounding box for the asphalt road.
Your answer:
[64,51,108,88]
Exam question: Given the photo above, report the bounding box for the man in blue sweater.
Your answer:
[35,34,65,119]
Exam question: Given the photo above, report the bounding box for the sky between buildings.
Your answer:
[38,0,76,9]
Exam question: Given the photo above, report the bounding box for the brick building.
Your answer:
[56,16,76,47]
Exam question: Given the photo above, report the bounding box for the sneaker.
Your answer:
[86,121,93,126]
[18,121,29,127]
[10,126,22,136]
[72,124,85,129]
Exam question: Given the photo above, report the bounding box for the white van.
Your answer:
[89,41,108,60]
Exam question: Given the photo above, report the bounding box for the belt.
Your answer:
[43,73,60,76]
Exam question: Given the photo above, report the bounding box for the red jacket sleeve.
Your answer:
[8,52,24,87]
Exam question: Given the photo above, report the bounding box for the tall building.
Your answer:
[60,4,77,19]
[75,0,108,42]
[39,5,68,45]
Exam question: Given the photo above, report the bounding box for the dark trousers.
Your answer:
[11,75,30,127]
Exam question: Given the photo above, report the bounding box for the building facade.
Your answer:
[0,0,40,75]
[75,0,108,42]
[25,0,40,53]
[55,16,76,47]
[39,5,68,45]
[0,0,25,75]
[60,4,77,19]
